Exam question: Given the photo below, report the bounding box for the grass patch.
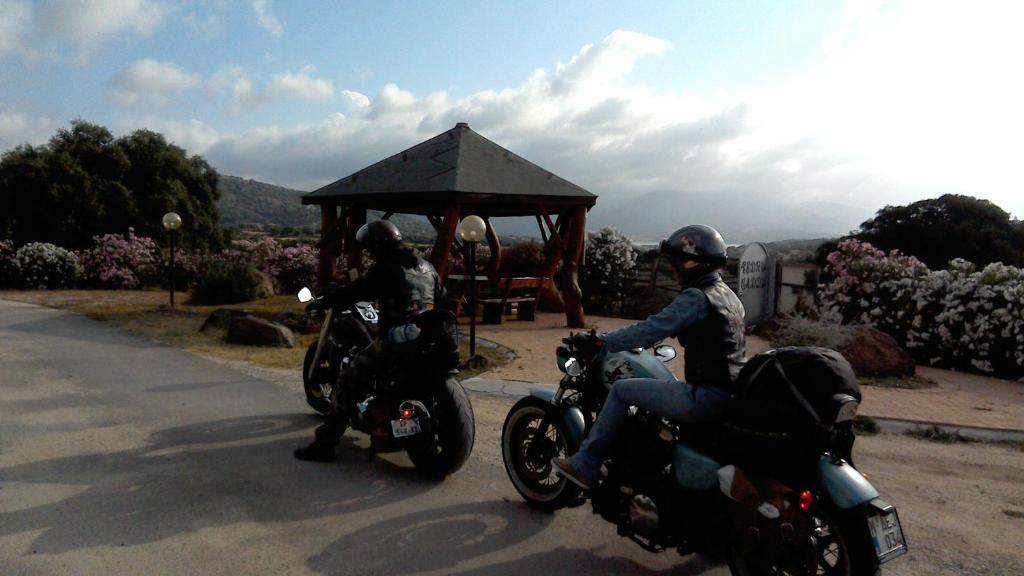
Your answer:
[0,289,509,376]
[852,415,880,435]
[859,375,938,390]
[906,425,972,444]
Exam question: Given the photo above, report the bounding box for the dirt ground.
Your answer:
[466,393,1024,576]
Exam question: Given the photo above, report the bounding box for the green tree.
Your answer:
[0,120,223,250]
[853,195,1024,269]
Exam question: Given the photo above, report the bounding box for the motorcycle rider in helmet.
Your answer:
[294,219,448,462]
[552,224,746,489]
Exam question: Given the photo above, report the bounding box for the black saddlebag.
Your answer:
[715,346,860,476]
[410,309,461,369]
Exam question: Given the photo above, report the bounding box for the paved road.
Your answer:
[0,300,727,576]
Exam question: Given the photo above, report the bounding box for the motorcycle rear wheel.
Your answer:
[501,396,582,511]
[405,375,475,479]
[727,502,878,576]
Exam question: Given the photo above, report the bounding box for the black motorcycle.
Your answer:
[502,332,906,575]
[298,286,474,477]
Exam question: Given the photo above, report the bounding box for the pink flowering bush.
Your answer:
[267,243,318,292]
[819,239,1024,378]
[78,229,160,289]
[13,242,83,289]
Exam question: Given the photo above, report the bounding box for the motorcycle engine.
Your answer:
[628,493,660,539]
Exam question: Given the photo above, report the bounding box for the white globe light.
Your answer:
[459,215,486,243]
[162,212,182,231]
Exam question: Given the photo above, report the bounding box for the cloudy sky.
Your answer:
[2,0,1022,241]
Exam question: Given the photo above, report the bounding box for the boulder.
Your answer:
[226,315,296,348]
[838,325,915,377]
[200,308,249,332]
[253,270,275,299]
[279,310,321,335]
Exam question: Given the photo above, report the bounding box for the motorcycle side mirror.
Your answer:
[297,287,313,303]
[653,344,677,363]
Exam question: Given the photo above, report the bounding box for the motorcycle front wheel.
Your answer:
[727,503,879,576]
[501,396,582,511]
[405,375,475,479]
[302,343,334,415]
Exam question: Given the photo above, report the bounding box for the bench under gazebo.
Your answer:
[302,122,598,327]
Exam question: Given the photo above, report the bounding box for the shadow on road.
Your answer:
[0,413,435,555]
[307,500,552,575]
[307,499,722,576]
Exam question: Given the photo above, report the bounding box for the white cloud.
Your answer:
[0,1,32,57]
[4,0,166,62]
[266,65,334,101]
[159,11,1024,240]
[117,116,222,153]
[252,0,283,36]
[110,59,200,107]
[0,107,54,150]
[209,65,334,111]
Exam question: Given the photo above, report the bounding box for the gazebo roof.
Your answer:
[302,123,596,216]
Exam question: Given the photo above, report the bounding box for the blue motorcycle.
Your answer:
[501,332,906,575]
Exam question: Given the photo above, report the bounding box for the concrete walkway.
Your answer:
[464,312,1024,437]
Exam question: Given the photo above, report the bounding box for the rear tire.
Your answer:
[727,502,880,576]
[501,396,582,511]
[406,376,475,479]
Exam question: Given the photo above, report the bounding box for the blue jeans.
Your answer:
[567,378,730,484]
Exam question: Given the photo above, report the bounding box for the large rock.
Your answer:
[838,325,915,377]
[226,315,296,348]
[200,308,249,332]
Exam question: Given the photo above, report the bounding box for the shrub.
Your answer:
[580,227,637,314]
[0,240,16,287]
[77,228,160,289]
[267,243,318,293]
[13,242,82,288]
[500,241,546,277]
[190,259,266,304]
[819,239,1024,379]
[223,237,281,274]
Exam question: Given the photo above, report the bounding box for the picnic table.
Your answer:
[447,275,549,324]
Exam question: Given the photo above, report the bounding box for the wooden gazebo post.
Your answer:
[316,205,340,292]
[558,206,588,328]
[430,203,460,280]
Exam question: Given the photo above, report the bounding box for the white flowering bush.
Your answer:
[819,239,1024,378]
[14,242,83,289]
[581,227,637,314]
[77,228,160,289]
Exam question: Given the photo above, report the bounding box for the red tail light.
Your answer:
[799,490,814,511]
[400,408,415,420]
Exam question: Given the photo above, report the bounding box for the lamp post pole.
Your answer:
[459,215,487,366]
[162,212,182,309]
[467,239,478,358]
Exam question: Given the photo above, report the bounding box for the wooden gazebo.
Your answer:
[302,122,598,327]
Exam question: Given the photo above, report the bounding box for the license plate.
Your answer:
[868,505,907,563]
[390,418,421,438]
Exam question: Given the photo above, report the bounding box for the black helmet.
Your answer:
[659,224,728,265]
[356,220,402,257]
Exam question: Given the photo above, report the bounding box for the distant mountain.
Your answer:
[217,175,435,240]
[218,175,320,228]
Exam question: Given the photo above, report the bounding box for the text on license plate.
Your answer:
[391,418,421,438]
[868,507,907,564]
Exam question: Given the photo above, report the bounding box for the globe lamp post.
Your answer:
[459,215,487,364]
[162,212,182,308]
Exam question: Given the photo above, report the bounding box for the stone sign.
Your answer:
[739,242,773,324]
